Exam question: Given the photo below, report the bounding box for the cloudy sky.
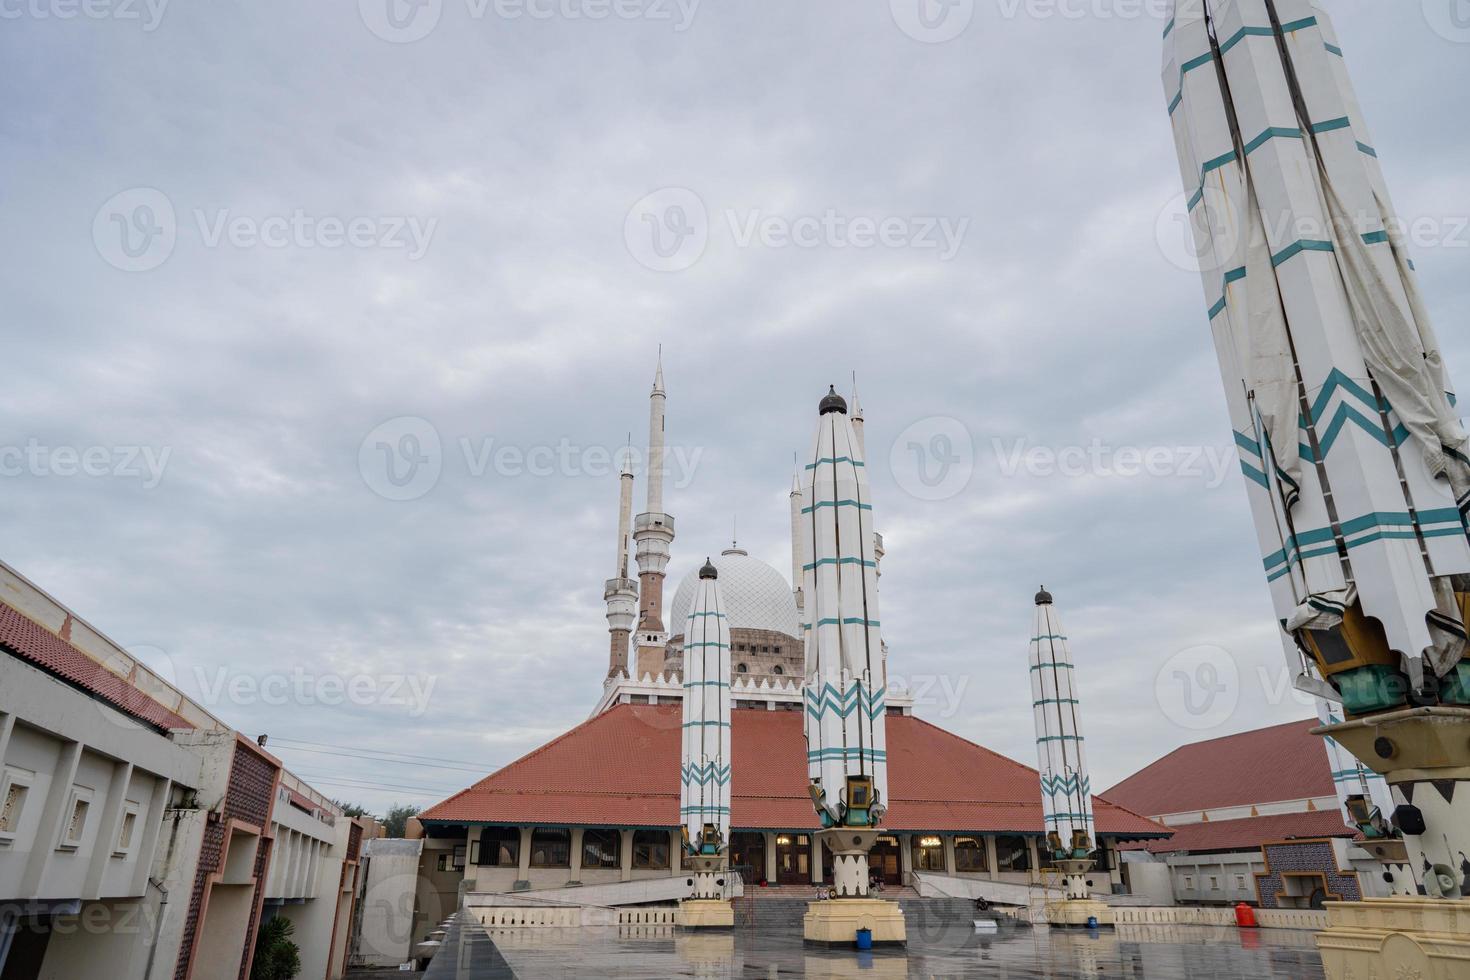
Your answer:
[3,1,1468,816]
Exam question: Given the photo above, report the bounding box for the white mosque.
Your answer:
[417,360,1164,910]
[593,358,908,717]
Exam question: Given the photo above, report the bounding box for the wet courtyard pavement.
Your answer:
[424,912,1327,979]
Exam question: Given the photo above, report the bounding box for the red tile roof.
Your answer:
[1116,810,1355,855]
[0,601,194,732]
[1101,719,1333,817]
[421,704,1166,838]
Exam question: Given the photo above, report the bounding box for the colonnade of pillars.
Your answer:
[460,826,1058,887]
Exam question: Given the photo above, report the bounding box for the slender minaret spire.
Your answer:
[616,444,634,575]
[633,351,675,677]
[845,381,883,581]
[1029,586,1097,904]
[679,558,732,906]
[802,385,889,894]
[849,373,866,459]
[789,459,804,615]
[603,448,638,677]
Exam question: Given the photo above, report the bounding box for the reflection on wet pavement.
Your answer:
[441,913,1326,979]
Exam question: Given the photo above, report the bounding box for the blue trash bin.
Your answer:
[855,928,873,950]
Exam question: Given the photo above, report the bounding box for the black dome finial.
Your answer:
[1035,585,1053,605]
[699,557,718,580]
[819,385,848,416]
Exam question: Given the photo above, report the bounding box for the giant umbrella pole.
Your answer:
[1030,587,1111,926]
[676,558,735,930]
[800,386,906,947]
[1164,2,1470,975]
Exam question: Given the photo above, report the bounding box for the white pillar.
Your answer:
[569,828,584,883]
[516,827,532,884]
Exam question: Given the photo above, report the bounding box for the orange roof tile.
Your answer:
[1102,719,1334,817]
[421,703,1166,838]
[0,601,193,732]
[1116,810,1355,854]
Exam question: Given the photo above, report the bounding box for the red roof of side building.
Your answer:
[0,600,194,732]
[421,703,1167,838]
[1101,719,1333,817]
[1116,810,1356,855]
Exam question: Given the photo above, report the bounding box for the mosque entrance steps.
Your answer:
[911,870,1052,910]
[731,895,978,932]
[744,884,919,899]
[466,872,745,916]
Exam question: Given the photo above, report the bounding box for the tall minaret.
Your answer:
[603,449,638,677]
[847,383,883,581]
[788,463,804,616]
[633,353,675,677]
[678,558,733,925]
[1029,586,1100,911]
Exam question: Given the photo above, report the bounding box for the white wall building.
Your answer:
[0,558,368,980]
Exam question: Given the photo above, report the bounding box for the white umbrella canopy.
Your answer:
[1029,588,1097,859]
[801,387,889,828]
[679,559,732,854]
[1164,0,1470,693]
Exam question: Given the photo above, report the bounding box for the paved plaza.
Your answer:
[423,911,1326,979]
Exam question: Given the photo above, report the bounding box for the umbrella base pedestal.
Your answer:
[1315,898,1470,980]
[804,832,905,945]
[1045,899,1113,928]
[1308,708,1470,979]
[803,899,907,947]
[676,899,733,930]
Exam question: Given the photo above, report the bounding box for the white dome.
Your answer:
[669,549,801,640]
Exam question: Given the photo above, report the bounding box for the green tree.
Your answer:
[251,915,301,980]
[383,803,422,838]
[334,800,372,819]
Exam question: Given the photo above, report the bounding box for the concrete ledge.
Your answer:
[676,899,733,930]
[1316,898,1470,980]
[1111,906,1327,930]
[470,905,682,929]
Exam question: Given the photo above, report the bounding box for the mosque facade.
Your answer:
[414,360,1168,923]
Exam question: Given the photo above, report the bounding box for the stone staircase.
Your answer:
[732,893,980,933]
